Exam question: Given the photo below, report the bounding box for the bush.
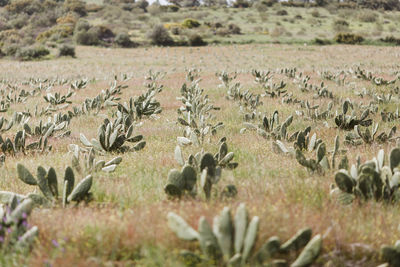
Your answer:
[5,0,43,15]
[358,10,377,23]
[167,5,179,12]
[16,45,49,60]
[147,25,174,46]
[114,33,137,48]
[380,36,400,45]
[232,0,250,8]
[74,30,100,45]
[228,23,241,34]
[2,44,20,56]
[182,19,200,29]
[188,34,206,46]
[276,9,288,16]
[89,25,115,41]
[313,38,332,45]
[254,1,268,12]
[74,24,114,46]
[75,20,90,32]
[334,33,364,44]
[333,19,350,32]
[63,0,87,17]
[36,24,74,42]
[311,9,320,18]
[0,0,9,7]
[58,44,76,57]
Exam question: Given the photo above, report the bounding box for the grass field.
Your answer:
[0,44,400,266]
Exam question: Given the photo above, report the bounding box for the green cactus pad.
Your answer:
[17,164,37,185]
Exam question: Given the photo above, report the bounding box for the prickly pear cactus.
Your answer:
[167,204,322,266]
[0,195,38,251]
[331,148,400,204]
[14,163,93,207]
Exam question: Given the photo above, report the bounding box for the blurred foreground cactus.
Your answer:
[167,204,322,266]
[0,196,38,251]
[381,240,400,266]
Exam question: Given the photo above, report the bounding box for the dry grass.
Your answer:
[0,44,399,265]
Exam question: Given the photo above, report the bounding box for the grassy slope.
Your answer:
[0,44,399,265]
[83,5,400,45]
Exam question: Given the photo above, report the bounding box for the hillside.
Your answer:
[1,0,400,60]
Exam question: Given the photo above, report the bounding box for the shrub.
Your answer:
[114,33,137,48]
[147,4,161,15]
[57,14,78,25]
[147,25,174,46]
[167,5,179,12]
[358,10,377,23]
[276,9,288,16]
[2,44,20,56]
[36,25,74,42]
[313,38,332,45]
[58,44,75,57]
[0,0,9,7]
[232,0,250,8]
[134,0,149,11]
[333,19,350,32]
[228,23,241,34]
[188,34,206,46]
[74,30,100,45]
[75,20,90,32]
[311,9,320,17]
[89,25,115,41]
[182,18,200,29]
[380,36,400,45]
[16,45,49,60]
[64,0,87,17]
[254,1,268,12]
[334,33,364,44]
[5,0,43,15]
[262,0,277,7]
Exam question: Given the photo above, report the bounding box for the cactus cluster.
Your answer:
[331,148,400,204]
[0,128,52,160]
[243,111,293,141]
[334,100,372,130]
[352,65,397,86]
[166,141,238,200]
[296,136,347,173]
[15,163,93,207]
[177,70,223,146]
[167,204,322,266]
[300,101,333,121]
[344,124,398,145]
[69,145,122,174]
[80,118,146,153]
[43,91,73,106]
[217,71,263,122]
